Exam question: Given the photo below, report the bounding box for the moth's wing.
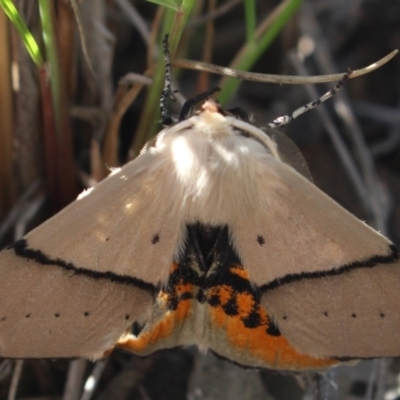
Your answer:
[0,247,154,359]
[262,260,400,359]
[272,130,313,182]
[0,150,185,358]
[231,158,400,359]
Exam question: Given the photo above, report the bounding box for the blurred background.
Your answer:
[0,0,400,399]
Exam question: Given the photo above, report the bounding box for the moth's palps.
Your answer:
[0,97,399,371]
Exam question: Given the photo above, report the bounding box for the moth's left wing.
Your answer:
[0,149,186,359]
[230,157,400,359]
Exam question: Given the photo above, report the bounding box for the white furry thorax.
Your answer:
[148,103,286,225]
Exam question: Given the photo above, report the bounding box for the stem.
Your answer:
[244,0,256,44]
[131,0,195,156]
[218,0,303,105]
[39,0,61,136]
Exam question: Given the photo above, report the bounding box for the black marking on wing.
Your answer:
[151,234,160,244]
[260,244,399,293]
[242,310,261,328]
[266,316,281,336]
[10,239,157,294]
[132,321,145,336]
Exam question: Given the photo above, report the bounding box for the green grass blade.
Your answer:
[244,0,256,44]
[131,1,195,155]
[146,0,180,11]
[0,0,43,65]
[218,0,303,105]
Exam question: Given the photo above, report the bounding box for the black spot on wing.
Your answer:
[151,234,160,244]
[242,310,261,328]
[257,236,265,246]
[208,294,220,307]
[223,297,238,316]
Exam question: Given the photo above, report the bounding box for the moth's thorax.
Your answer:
[154,109,285,224]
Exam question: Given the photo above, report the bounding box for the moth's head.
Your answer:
[160,97,281,161]
[192,99,237,139]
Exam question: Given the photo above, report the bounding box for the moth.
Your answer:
[0,37,399,371]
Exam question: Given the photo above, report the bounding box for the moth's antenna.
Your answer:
[179,87,221,121]
[267,69,353,129]
[160,34,174,126]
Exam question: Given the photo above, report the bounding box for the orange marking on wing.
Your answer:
[115,264,193,354]
[215,285,233,305]
[210,299,335,369]
[229,265,249,280]
[236,291,258,318]
[209,265,336,369]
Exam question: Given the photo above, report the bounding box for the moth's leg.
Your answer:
[267,69,352,129]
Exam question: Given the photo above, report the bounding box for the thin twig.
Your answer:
[317,370,338,400]
[0,360,12,381]
[288,51,370,211]
[173,50,398,84]
[299,2,391,233]
[365,359,378,400]
[7,360,23,400]
[0,180,43,242]
[80,361,107,400]
[103,70,153,167]
[369,98,400,157]
[188,0,243,27]
[14,195,46,241]
[197,0,216,93]
[353,101,400,125]
[374,359,390,400]
[147,5,164,68]
[63,360,87,400]
[69,0,96,80]
[115,0,155,56]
